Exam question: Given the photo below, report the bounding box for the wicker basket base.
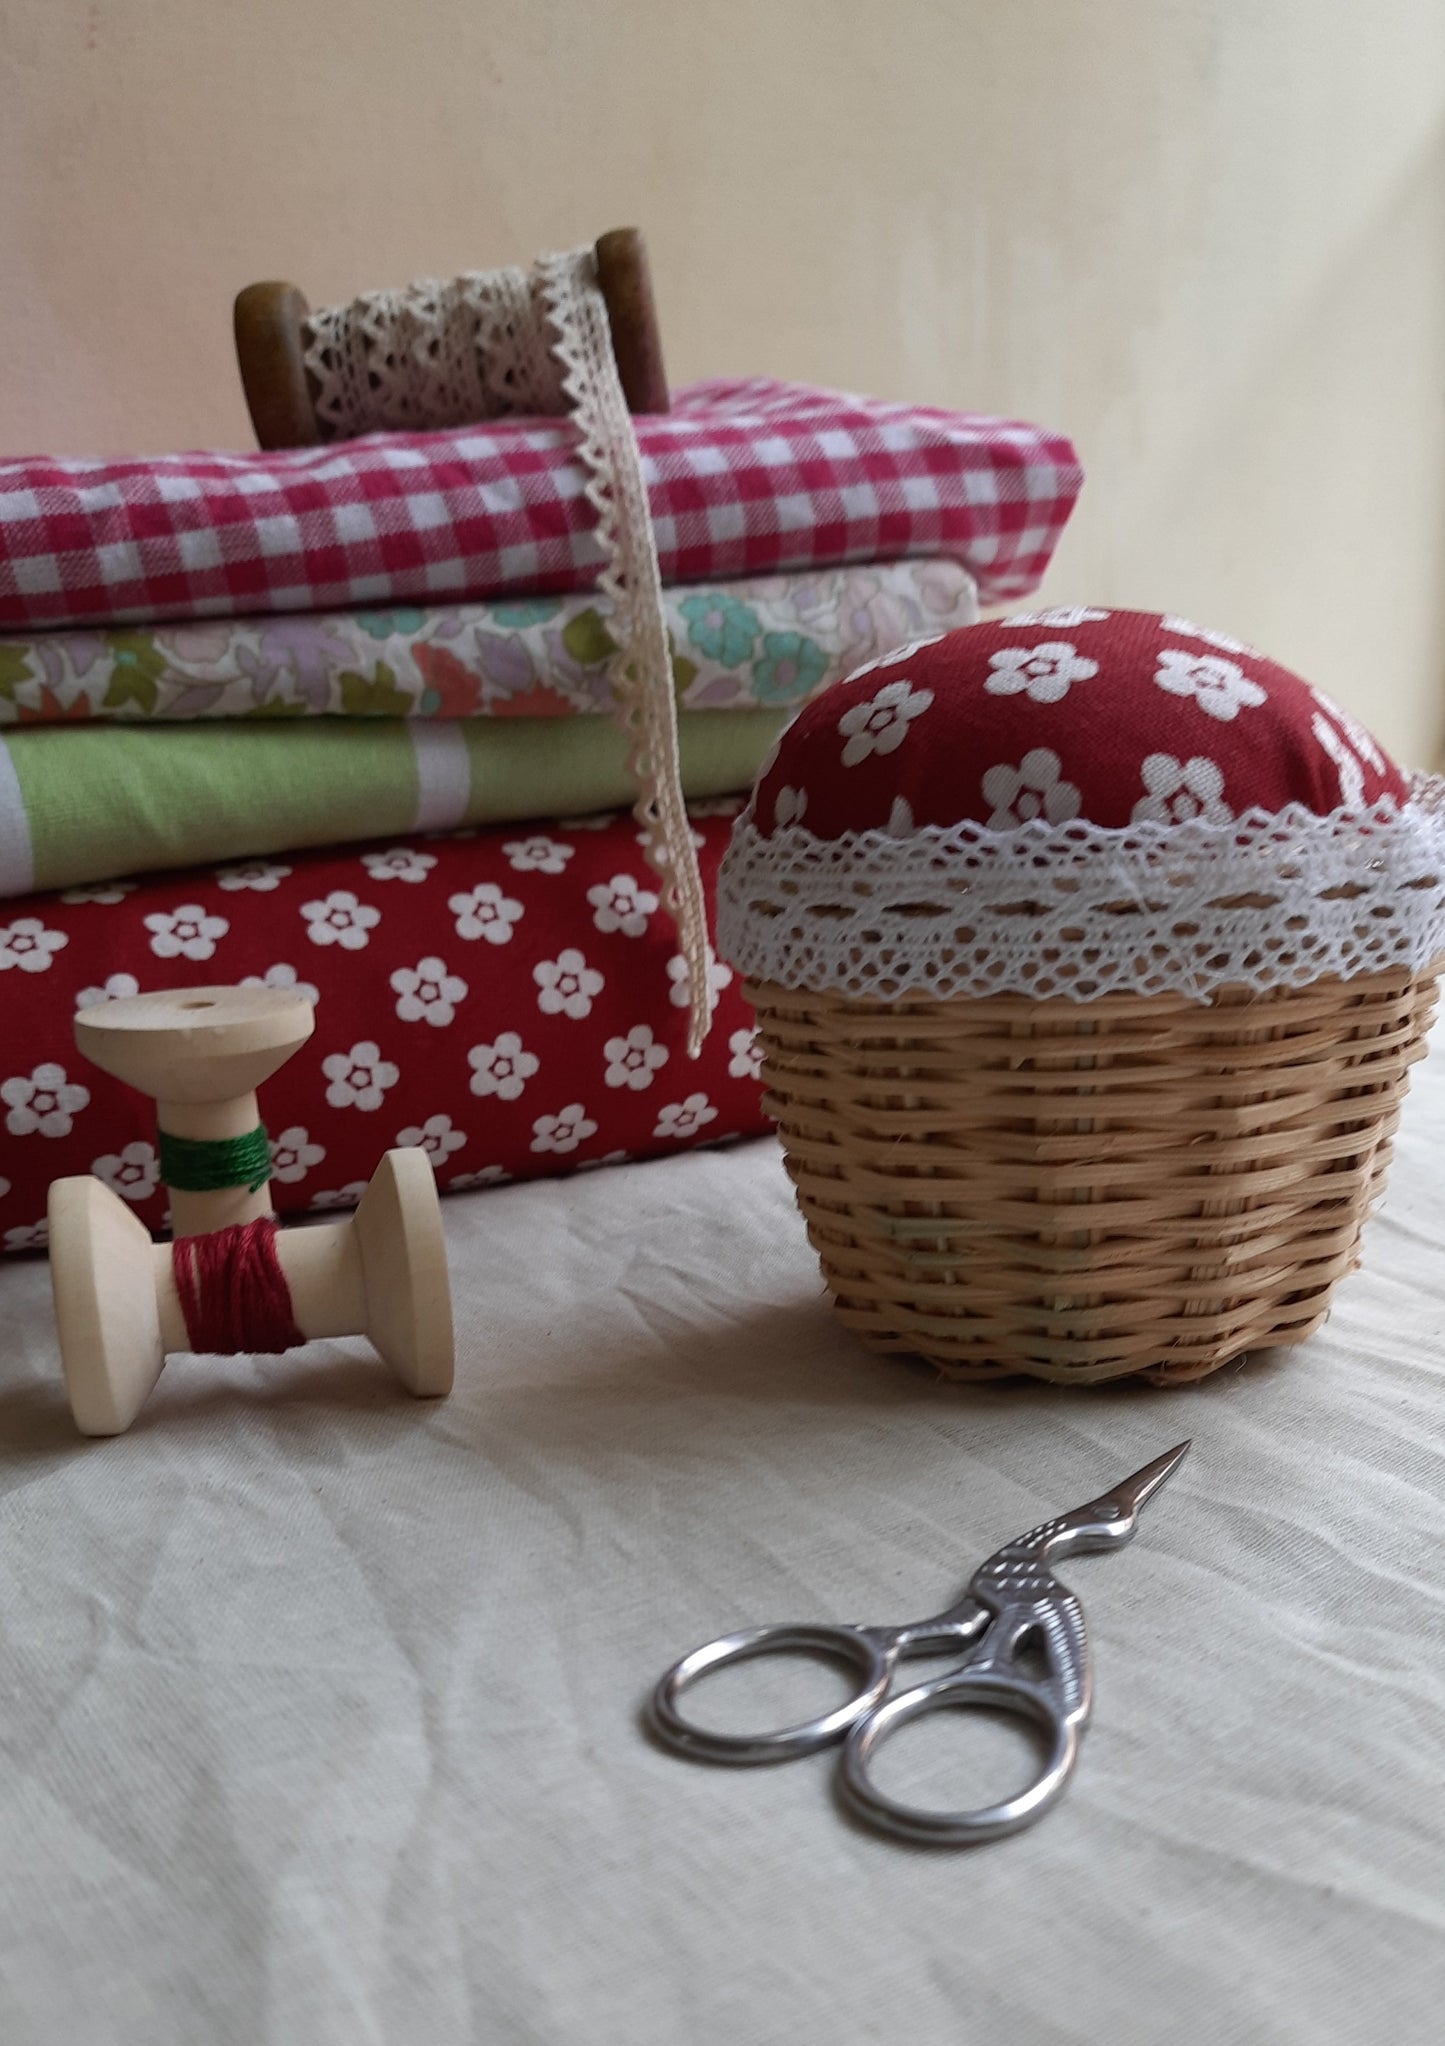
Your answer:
[750,967,1440,1385]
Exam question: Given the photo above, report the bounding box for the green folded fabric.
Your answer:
[0,711,785,898]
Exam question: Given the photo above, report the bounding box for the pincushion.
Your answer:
[720,609,1445,1003]
[717,609,1445,1386]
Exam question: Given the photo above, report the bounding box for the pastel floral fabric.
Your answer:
[0,805,769,1255]
[0,562,978,726]
[747,609,1408,840]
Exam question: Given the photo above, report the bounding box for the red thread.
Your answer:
[171,1219,307,1356]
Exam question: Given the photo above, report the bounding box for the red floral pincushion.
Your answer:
[747,608,1406,840]
[719,606,1445,1005]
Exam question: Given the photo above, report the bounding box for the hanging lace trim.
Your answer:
[534,249,711,1053]
[718,773,1445,1003]
[301,251,712,1050]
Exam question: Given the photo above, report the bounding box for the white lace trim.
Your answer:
[535,250,711,1054]
[303,268,569,435]
[302,251,712,1050]
[718,773,1445,1002]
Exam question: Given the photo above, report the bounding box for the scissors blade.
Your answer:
[1090,1439,1191,1520]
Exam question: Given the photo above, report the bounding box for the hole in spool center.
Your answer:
[179,1000,216,1010]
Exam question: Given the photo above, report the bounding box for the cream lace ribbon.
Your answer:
[303,251,713,1051]
[303,268,569,431]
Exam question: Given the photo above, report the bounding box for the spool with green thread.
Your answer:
[158,1124,274,1196]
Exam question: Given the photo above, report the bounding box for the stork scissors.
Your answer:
[648,1441,1189,1845]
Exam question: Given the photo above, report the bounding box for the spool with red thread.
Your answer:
[172,1219,307,1357]
[45,984,455,1436]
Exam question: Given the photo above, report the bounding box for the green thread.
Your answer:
[159,1124,273,1195]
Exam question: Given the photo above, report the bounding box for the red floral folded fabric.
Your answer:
[0,803,768,1254]
[0,378,1082,629]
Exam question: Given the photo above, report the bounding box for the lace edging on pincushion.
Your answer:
[717,772,1445,1002]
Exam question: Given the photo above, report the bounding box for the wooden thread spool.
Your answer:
[235,226,669,449]
[47,986,455,1436]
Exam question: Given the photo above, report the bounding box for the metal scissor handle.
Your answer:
[838,1667,1080,1846]
[648,1605,988,1764]
[649,1621,899,1763]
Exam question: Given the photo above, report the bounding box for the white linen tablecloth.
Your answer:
[2,1057,1443,2043]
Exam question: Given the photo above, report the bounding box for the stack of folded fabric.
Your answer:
[0,378,1082,1252]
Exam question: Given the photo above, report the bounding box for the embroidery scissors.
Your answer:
[648,1441,1189,1845]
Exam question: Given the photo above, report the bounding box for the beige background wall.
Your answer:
[2,0,1443,759]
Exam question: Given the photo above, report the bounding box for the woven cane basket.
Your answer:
[748,966,1441,1385]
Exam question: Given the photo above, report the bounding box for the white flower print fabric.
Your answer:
[981,750,1081,829]
[587,875,658,938]
[242,962,321,1006]
[985,640,1099,704]
[530,1105,597,1155]
[773,787,807,828]
[449,883,524,946]
[1154,649,1266,723]
[302,891,380,950]
[1310,688,1385,775]
[467,1034,539,1102]
[1132,754,1233,826]
[837,679,934,767]
[3,1063,89,1138]
[0,918,67,974]
[653,1094,719,1142]
[503,837,574,875]
[1000,606,1109,628]
[604,1026,669,1092]
[362,848,437,884]
[216,860,292,893]
[534,950,604,1020]
[90,1140,161,1201]
[144,904,228,962]
[396,1114,466,1163]
[1311,714,1366,806]
[842,632,946,684]
[746,607,1407,843]
[322,1042,400,1113]
[727,1028,763,1082]
[76,972,140,1010]
[60,881,136,905]
[391,957,468,1027]
[268,1127,325,1185]
[0,808,771,1253]
[1161,616,1254,656]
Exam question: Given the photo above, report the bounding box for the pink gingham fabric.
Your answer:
[0,379,1081,630]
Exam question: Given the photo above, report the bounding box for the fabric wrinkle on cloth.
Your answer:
[0,1033,1443,2042]
[0,378,1082,629]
